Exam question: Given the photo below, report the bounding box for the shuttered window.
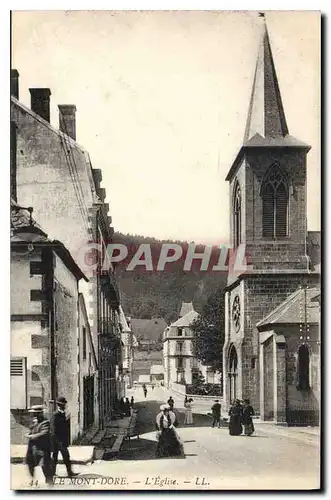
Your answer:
[261,165,288,239]
[233,182,241,247]
[11,357,27,409]
[10,358,23,376]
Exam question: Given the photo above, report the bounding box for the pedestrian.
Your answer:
[119,397,125,415]
[242,399,255,436]
[152,384,155,391]
[211,399,222,428]
[125,398,131,417]
[155,405,183,458]
[228,399,243,436]
[25,405,53,486]
[130,396,134,408]
[143,384,148,398]
[184,398,194,425]
[167,396,174,411]
[51,397,77,477]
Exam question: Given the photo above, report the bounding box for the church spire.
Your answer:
[243,14,289,143]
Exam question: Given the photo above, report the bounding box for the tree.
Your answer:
[191,287,225,372]
[191,369,206,391]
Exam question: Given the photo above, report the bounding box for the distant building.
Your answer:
[150,365,164,384]
[138,374,150,385]
[119,308,138,389]
[131,318,167,350]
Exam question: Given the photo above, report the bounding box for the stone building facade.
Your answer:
[10,70,122,434]
[222,20,320,425]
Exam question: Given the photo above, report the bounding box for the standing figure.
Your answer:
[119,397,125,415]
[130,396,134,409]
[242,399,255,436]
[167,396,174,411]
[25,405,53,486]
[125,398,131,417]
[211,399,222,428]
[152,384,155,391]
[51,397,77,477]
[143,384,148,398]
[228,399,243,436]
[184,398,194,425]
[155,405,183,458]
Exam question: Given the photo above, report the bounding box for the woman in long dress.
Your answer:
[155,405,183,458]
[184,398,194,425]
[242,399,255,436]
[228,399,243,436]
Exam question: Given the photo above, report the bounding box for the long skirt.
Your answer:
[229,415,242,436]
[184,409,193,425]
[156,428,183,458]
[244,421,255,436]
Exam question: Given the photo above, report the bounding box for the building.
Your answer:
[222,18,320,425]
[119,308,138,389]
[11,70,122,432]
[150,365,164,384]
[10,200,89,443]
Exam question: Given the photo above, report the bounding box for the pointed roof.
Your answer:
[179,302,194,317]
[171,310,199,328]
[226,16,310,181]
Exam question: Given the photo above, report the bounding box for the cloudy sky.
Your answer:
[12,10,320,244]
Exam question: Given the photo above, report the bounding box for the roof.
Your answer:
[171,310,199,328]
[179,302,194,317]
[130,318,167,341]
[11,198,48,242]
[257,287,320,328]
[150,365,164,375]
[226,19,310,182]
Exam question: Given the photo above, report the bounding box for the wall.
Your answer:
[263,336,274,420]
[54,253,79,441]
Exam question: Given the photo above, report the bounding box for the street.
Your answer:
[11,386,320,491]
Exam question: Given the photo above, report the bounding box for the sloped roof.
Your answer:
[119,306,131,333]
[171,310,199,328]
[179,302,194,317]
[257,287,320,328]
[130,318,167,341]
[11,198,48,242]
[150,365,164,375]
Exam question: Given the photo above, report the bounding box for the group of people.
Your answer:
[228,399,255,436]
[25,397,77,486]
[118,397,134,417]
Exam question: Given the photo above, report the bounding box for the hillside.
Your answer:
[113,232,228,324]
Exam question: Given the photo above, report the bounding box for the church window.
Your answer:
[233,182,241,247]
[261,165,288,238]
[297,344,310,391]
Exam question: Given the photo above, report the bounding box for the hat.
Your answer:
[160,404,170,411]
[56,396,67,405]
[214,399,219,402]
[28,405,44,413]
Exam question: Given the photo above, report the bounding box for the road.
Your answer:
[11,386,320,490]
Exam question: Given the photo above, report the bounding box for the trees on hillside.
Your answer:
[191,287,225,373]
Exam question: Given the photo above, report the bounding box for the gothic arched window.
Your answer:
[233,182,241,248]
[261,165,288,239]
[297,344,310,391]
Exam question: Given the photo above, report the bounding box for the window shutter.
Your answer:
[10,357,27,409]
[275,184,288,238]
[262,184,274,238]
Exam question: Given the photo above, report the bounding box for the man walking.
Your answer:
[51,397,77,477]
[26,405,53,486]
[211,399,222,428]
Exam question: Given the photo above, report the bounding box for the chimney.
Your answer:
[11,69,19,99]
[58,105,77,141]
[29,88,51,123]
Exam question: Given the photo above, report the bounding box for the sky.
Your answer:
[12,10,320,244]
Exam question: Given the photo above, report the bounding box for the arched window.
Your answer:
[233,182,241,247]
[228,344,238,402]
[261,165,288,239]
[297,344,310,391]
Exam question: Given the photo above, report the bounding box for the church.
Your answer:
[222,18,320,425]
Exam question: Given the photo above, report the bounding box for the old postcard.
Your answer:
[10,9,321,491]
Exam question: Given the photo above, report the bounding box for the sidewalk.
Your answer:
[10,445,94,464]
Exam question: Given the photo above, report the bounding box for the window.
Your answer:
[82,326,87,360]
[176,341,183,354]
[297,344,310,391]
[10,357,27,409]
[177,358,184,370]
[261,164,288,239]
[177,328,183,337]
[233,181,241,247]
